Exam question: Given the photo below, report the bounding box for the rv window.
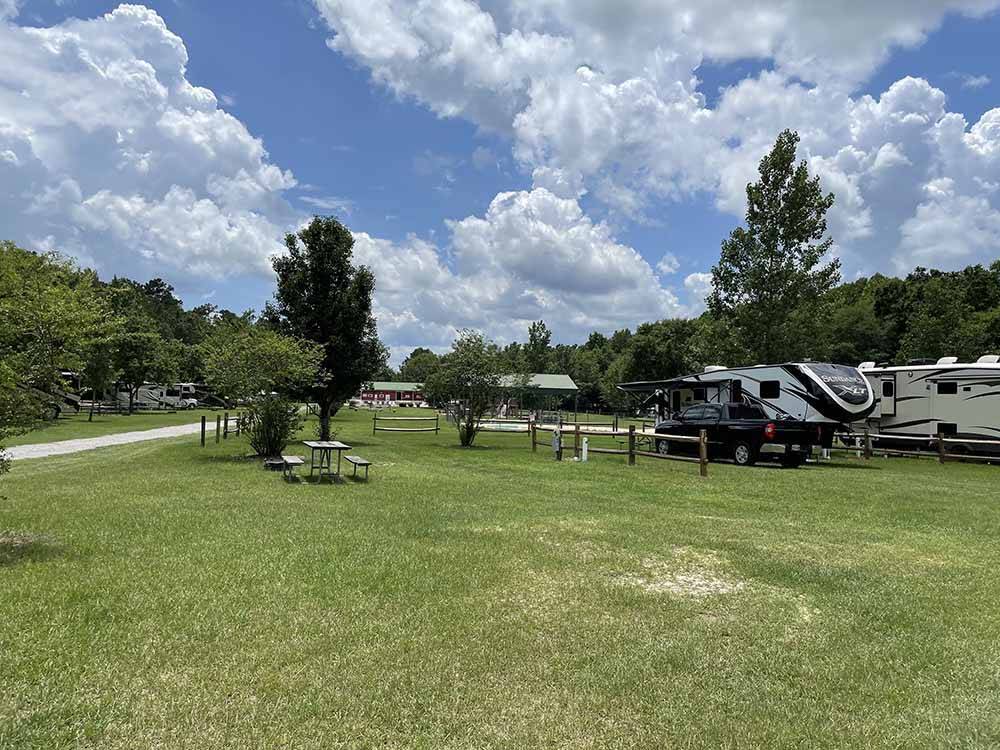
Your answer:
[936,381,958,395]
[881,381,894,398]
[693,388,706,401]
[166,388,180,397]
[760,380,781,399]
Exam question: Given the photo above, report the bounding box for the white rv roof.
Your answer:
[859,362,1000,373]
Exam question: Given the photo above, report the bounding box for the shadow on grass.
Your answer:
[808,460,883,472]
[192,453,261,465]
[0,531,62,566]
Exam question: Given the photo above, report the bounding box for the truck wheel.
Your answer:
[656,439,671,455]
[733,441,756,466]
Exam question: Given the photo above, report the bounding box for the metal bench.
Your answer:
[280,455,305,481]
[343,455,372,480]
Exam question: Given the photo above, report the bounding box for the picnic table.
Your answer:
[303,440,352,481]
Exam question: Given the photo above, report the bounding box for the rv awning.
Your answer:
[617,377,730,393]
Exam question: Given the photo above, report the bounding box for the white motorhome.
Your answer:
[857,355,1000,453]
[116,383,200,410]
[619,362,877,447]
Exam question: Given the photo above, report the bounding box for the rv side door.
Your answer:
[880,377,896,417]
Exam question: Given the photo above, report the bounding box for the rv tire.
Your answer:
[732,441,756,466]
[656,439,671,456]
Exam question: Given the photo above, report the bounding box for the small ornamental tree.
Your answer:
[423,330,524,447]
[201,325,322,457]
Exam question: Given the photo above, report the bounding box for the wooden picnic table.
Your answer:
[303,440,352,481]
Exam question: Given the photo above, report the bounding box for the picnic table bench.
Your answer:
[344,455,372,480]
[280,455,304,480]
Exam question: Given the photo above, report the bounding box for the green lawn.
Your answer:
[2,410,999,748]
[3,408,223,447]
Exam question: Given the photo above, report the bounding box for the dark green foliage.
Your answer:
[709,130,841,363]
[0,242,112,471]
[245,395,301,458]
[398,347,441,382]
[265,217,388,440]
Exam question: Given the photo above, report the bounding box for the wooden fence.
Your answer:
[200,411,243,447]
[373,413,440,434]
[531,422,709,477]
[835,429,1000,463]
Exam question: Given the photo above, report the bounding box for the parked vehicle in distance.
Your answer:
[856,355,1000,455]
[654,402,819,467]
[115,382,200,410]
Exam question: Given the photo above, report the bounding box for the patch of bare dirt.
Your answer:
[615,547,747,598]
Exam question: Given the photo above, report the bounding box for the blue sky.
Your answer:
[3,1,1000,361]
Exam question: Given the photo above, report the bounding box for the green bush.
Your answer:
[246,396,301,458]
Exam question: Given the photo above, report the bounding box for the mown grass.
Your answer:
[2,410,999,748]
[3,409,222,447]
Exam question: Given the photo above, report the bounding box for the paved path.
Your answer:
[7,422,204,461]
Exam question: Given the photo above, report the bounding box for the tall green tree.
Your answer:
[265,217,388,440]
[709,130,840,364]
[1,243,110,474]
[524,320,553,373]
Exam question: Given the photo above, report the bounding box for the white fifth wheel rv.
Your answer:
[857,355,1000,454]
[619,362,877,448]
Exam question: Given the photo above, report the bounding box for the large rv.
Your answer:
[619,362,876,447]
[857,355,1000,453]
[116,383,200,410]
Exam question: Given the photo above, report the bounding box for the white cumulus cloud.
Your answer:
[0,5,297,287]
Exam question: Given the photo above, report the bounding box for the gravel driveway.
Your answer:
[6,422,204,461]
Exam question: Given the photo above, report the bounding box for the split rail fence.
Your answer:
[835,429,1000,464]
[373,413,441,435]
[530,421,709,477]
[199,411,243,447]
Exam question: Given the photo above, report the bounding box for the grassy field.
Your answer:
[2,410,999,748]
[3,409,222,447]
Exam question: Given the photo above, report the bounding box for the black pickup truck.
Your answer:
[654,402,818,467]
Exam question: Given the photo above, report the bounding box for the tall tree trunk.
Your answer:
[88,398,94,422]
[319,399,333,441]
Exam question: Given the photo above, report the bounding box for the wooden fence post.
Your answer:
[200,415,206,447]
[863,428,872,460]
[574,424,581,459]
[223,411,229,439]
[236,412,241,437]
[373,413,377,435]
[938,430,947,464]
[215,415,221,444]
[699,429,709,478]
[628,425,636,466]
[531,419,537,452]
[435,414,440,434]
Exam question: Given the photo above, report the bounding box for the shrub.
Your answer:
[246,396,301,458]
